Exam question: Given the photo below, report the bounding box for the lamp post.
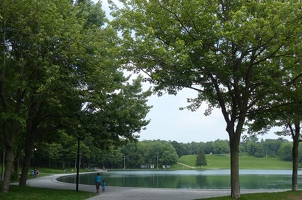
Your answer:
[76,124,81,192]
[34,148,37,177]
[123,155,125,170]
[157,155,158,169]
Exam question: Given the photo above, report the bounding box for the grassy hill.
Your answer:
[173,153,292,170]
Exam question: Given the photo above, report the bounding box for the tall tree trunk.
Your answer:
[2,146,14,192]
[291,122,300,191]
[19,142,33,186]
[19,100,40,186]
[1,119,19,192]
[229,133,241,199]
[226,112,245,199]
[19,117,37,186]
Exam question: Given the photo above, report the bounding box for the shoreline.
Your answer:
[22,173,289,200]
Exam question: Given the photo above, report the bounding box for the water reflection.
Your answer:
[56,170,301,189]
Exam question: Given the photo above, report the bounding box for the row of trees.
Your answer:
[30,137,300,171]
[32,139,179,170]
[0,0,151,192]
[172,137,295,161]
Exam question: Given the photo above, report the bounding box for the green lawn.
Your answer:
[199,191,302,200]
[177,154,292,170]
[0,185,95,200]
[2,184,302,200]
[36,167,89,176]
[16,167,91,180]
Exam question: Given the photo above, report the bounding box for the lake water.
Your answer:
[56,170,302,189]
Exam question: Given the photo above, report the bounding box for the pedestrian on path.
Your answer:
[95,173,102,193]
[102,179,106,192]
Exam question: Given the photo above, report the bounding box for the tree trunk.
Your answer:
[2,146,14,192]
[19,148,33,186]
[229,134,241,199]
[19,118,36,186]
[291,123,300,191]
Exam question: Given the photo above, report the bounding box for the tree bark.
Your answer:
[229,132,241,199]
[291,123,300,191]
[2,146,14,192]
[19,113,37,186]
[19,147,33,186]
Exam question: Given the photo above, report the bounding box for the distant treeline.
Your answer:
[31,136,298,170]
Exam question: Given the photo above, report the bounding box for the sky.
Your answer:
[95,0,289,143]
[139,89,230,143]
[138,87,289,143]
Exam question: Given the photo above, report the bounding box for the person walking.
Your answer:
[102,179,106,192]
[95,173,102,193]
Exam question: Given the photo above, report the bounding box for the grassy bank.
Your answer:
[36,167,90,176]
[199,190,302,200]
[1,183,301,200]
[0,184,95,200]
[175,153,292,170]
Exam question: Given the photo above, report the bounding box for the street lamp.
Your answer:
[157,155,159,169]
[76,124,81,192]
[123,155,125,169]
[34,148,37,177]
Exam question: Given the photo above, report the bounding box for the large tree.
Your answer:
[247,55,302,191]
[0,0,151,191]
[110,0,302,198]
[0,0,83,191]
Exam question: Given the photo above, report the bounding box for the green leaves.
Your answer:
[110,1,302,197]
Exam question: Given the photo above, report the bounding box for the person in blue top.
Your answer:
[95,173,102,193]
[102,179,106,192]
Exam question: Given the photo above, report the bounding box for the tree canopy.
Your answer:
[110,0,302,198]
[0,0,151,191]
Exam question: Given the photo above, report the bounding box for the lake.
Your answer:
[56,169,302,189]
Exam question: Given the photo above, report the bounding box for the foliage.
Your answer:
[0,0,87,191]
[246,142,265,157]
[213,140,229,154]
[82,76,152,149]
[195,147,207,167]
[171,141,187,157]
[278,143,293,162]
[30,138,295,170]
[0,0,152,191]
[110,1,302,198]
[119,140,178,168]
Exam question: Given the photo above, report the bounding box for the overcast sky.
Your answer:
[95,0,289,143]
[139,89,230,143]
[138,88,289,143]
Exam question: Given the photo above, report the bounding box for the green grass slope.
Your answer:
[176,154,292,170]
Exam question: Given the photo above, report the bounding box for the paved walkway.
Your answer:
[23,174,287,200]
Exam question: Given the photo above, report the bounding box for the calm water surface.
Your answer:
[56,170,302,189]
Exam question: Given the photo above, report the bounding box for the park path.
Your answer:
[177,162,196,169]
